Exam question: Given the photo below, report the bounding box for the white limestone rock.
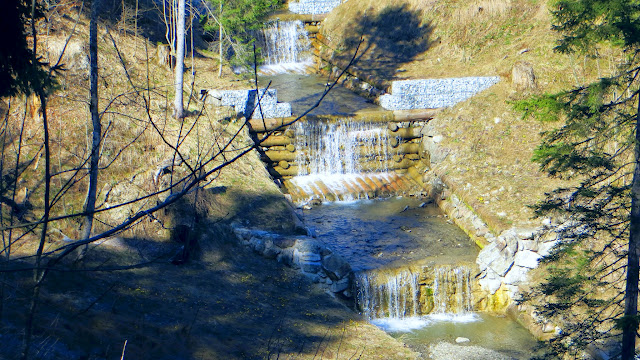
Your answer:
[515,227,537,239]
[476,242,501,271]
[489,254,514,277]
[479,275,502,295]
[503,265,529,285]
[517,239,538,252]
[514,250,542,269]
[538,240,560,257]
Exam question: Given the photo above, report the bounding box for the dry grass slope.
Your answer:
[322,0,623,232]
[0,3,418,359]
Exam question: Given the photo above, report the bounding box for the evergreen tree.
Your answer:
[0,0,50,97]
[517,0,640,358]
[202,0,281,69]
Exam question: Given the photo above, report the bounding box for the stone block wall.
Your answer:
[289,0,345,14]
[207,88,292,119]
[379,77,500,110]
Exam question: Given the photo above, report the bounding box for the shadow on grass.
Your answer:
[1,188,359,359]
[333,4,433,82]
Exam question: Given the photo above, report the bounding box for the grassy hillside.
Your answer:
[0,3,418,359]
[322,0,622,232]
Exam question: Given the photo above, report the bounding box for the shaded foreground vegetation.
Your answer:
[0,0,417,359]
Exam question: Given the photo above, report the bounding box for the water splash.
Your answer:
[259,20,313,74]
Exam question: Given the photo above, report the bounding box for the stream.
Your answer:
[256,21,542,358]
[301,197,542,359]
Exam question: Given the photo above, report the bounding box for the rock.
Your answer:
[294,249,321,266]
[542,322,556,333]
[478,269,502,294]
[273,237,296,249]
[277,248,295,268]
[490,256,514,277]
[330,278,350,293]
[294,238,323,254]
[250,237,265,254]
[322,254,352,280]
[515,227,537,240]
[476,242,501,271]
[538,240,560,257]
[300,260,322,274]
[475,228,488,237]
[499,229,519,255]
[503,265,529,285]
[517,239,538,252]
[472,217,486,230]
[262,242,281,259]
[514,250,542,269]
[455,337,470,344]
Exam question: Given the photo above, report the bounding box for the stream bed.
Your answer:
[300,197,542,359]
[301,196,477,271]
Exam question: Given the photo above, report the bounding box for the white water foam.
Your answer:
[289,172,396,203]
[259,61,314,75]
[371,313,481,333]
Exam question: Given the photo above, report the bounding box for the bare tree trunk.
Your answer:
[173,0,185,119]
[218,2,223,78]
[21,0,52,356]
[622,93,640,360]
[78,0,101,258]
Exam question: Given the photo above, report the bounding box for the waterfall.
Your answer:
[259,20,313,74]
[287,118,397,202]
[433,266,473,314]
[292,119,391,176]
[354,266,474,320]
[354,269,420,320]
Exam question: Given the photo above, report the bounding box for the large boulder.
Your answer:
[514,250,542,269]
[321,254,351,280]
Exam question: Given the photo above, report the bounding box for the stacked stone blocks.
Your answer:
[379,76,500,110]
[289,0,344,14]
[219,89,292,119]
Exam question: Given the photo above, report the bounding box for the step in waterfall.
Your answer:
[285,118,420,203]
[259,20,313,74]
[354,265,474,320]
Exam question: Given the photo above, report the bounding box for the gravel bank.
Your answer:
[428,342,511,360]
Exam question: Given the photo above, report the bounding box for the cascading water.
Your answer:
[354,269,420,320]
[259,20,313,74]
[293,119,391,175]
[433,266,472,314]
[287,118,398,202]
[354,266,474,320]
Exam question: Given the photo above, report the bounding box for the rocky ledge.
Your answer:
[232,226,354,298]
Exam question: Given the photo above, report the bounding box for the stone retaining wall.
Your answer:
[379,77,500,110]
[289,0,345,14]
[233,225,354,298]
[206,89,292,119]
[426,177,562,337]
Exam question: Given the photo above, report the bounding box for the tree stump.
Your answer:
[156,44,174,68]
[512,61,537,93]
